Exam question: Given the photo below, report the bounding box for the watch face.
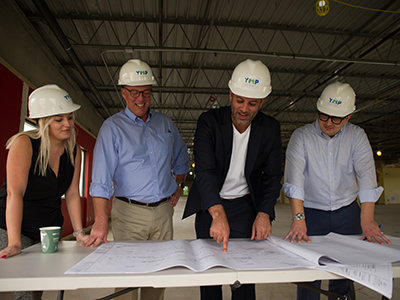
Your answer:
[294,213,305,220]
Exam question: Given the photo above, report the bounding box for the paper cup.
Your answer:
[39,226,61,254]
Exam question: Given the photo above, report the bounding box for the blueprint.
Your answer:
[66,233,400,298]
[65,238,316,274]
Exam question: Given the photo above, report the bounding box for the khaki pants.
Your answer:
[111,198,174,300]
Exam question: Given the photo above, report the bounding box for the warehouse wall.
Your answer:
[377,167,400,205]
[0,0,103,137]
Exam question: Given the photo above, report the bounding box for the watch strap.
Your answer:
[176,181,185,189]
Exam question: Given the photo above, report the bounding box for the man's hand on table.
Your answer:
[284,220,310,243]
[208,205,230,252]
[360,219,391,245]
[251,212,271,240]
[81,216,109,247]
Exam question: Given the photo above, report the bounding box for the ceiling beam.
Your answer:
[72,45,400,67]
[27,14,400,41]
[63,63,400,81]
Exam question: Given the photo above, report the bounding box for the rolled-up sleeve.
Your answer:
[353,128,383,203]
[283,129,306,201]
[171,122,189,176]
[89,121,119,200]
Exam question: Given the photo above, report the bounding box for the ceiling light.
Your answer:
[316,0,329,16]
[377,151,382,157]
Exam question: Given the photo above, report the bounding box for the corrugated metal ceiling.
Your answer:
[14,0,400,163]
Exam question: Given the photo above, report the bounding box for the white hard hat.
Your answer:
[228,59,272,99]
[118,59,157,86]
[28,84,81,119]
[317,82,356,117]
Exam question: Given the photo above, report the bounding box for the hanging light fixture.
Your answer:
[377,150,382,157]
[316,0,329,16]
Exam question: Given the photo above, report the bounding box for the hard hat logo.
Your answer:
[244,77,260,86]
[329,98,342,106]
[136,70,149,76]
[64,94,72,101]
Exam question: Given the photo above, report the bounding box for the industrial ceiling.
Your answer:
[13,0,400,164]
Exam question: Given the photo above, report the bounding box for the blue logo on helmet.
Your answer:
[244,77,259,85]
[136,71,148,76]
[329,97,342,105]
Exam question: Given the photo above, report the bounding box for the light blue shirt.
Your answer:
[90,107,189,203]
[283,120,383,211]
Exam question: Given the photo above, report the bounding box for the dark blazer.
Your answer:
[183,106,283,220]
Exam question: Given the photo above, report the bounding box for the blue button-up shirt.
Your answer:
[90,107,189,203]
[283,120,383,211]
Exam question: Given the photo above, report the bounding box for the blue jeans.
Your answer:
[297,200,362,300]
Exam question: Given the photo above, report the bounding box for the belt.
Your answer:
[117,196,170,207]
[221,194,250,202]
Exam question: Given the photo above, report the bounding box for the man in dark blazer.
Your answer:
[183,59,283,300]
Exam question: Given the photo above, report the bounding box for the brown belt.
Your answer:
[221,194,250,202]
[117,196,170,207]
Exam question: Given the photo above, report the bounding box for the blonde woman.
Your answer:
[0,85,88,298]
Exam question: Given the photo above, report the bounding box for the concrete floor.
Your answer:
[1,197,399,299]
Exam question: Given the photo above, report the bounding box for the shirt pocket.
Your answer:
[155,132,174,157]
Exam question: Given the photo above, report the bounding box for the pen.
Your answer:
[363,224,382,241]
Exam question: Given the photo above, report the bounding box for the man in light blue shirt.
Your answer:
[83,59,189,300]
[283,82,390,300]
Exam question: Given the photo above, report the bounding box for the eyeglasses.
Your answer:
[124,87,152,98]
[318,112,347,125]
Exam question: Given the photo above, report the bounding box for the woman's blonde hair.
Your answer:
[6,115,77,176]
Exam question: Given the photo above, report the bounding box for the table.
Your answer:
[1,241,399,297]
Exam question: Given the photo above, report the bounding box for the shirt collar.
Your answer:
[313,119,347,139]
[124,107,153,124]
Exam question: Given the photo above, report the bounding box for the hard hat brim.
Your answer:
[29,103,81,119]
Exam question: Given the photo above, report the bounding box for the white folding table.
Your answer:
[1,241,399,299]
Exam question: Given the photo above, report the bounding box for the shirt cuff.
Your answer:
[358,186,384,203]
[89,183,113,200]
[173,165,189,176]
[282,183,304,201]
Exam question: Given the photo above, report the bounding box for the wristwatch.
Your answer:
[73,229,85,237]
[176,181,186,189]
[292,212,305,221]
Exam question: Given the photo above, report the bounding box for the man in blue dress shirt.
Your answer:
[83,59,189,300]
[283,82,390,300]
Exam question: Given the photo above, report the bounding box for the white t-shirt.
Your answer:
[219,124,251,199]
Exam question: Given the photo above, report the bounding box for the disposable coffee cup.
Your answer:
[39,226,61,254]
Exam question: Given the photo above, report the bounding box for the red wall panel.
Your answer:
[0,63,24,182]
[76,126,97,228]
